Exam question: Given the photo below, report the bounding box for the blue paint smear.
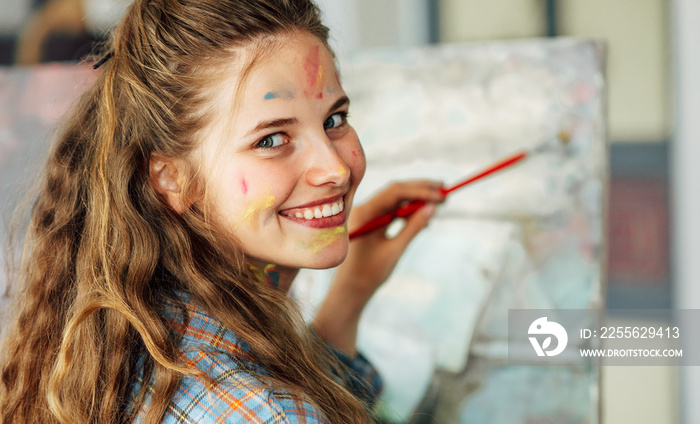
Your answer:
[264,92,277,100]
[268,269,280,289]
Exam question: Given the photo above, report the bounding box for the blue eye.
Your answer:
[323,112,345,130]
[257,133,285,148]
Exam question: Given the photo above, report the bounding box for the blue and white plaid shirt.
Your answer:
[129,295,382,423]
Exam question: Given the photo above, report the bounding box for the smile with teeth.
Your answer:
[285,199,344,220]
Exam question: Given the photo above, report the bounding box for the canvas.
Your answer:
[294,38,607,423]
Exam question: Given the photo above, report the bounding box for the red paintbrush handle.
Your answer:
[395,199,426,217]
[348,151,528,240]
[442,151,527,195]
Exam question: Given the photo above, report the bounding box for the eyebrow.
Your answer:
[245,96,351,137]
[246,117,299,137]
[329,96,350,114]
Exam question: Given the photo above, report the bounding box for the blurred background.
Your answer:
[0,0,697,423]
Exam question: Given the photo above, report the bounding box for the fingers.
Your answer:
[390,201,436,247]
[369,180,446,215]
[388,180,445,203]
[349,179,446,239]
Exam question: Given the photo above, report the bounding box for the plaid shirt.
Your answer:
[129,295,382,423]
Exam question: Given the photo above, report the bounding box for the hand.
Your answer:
[341,180,446,295]
[312,180,445,354]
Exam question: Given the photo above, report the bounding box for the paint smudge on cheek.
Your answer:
[242,190,276,230]
[310,226,347,253]
[241,178,248,194]
[337,165,347,175]
[352,149,366,160]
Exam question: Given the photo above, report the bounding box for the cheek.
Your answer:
[212,167,274,227]
[345,140,366,183]
[238,165,296,213]
[241,177,248,195]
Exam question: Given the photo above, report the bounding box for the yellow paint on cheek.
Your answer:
[311,226,347,253]
[242,191,276,230]
[337,165,347,175]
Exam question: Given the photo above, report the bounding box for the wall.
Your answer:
[440,0,670,143]
[671,1,700,423]
[439,1,676,423]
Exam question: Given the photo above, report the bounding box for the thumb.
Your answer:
[391,202,436,247]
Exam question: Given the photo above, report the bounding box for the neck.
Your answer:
[275,265,300,293]
[248,259,299,293]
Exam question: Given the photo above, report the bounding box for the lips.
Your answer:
[283,198,344,220]
[279,196,347,229]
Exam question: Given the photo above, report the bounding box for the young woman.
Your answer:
[0,0,444,422]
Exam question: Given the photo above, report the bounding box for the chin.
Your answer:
[300,244,348,270]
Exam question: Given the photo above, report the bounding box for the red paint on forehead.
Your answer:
[303,46,320,92]
[241,178,248,195]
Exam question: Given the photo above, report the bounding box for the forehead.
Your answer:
[245,32,337,93]
[196,32,341,152]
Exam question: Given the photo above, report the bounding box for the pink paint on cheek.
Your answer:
[241,178,248,194]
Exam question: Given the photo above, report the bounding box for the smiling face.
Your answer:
[196,32,365,270]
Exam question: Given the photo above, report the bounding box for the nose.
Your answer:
[304,134,351,187]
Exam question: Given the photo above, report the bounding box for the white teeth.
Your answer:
[291,199,345,220]
[322,204,332,217]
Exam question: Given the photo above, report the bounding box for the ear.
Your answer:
[149,154,187,214]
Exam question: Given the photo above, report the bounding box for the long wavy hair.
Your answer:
[0,0,371,422]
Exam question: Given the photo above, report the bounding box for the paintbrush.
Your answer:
[348,151,528,240]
